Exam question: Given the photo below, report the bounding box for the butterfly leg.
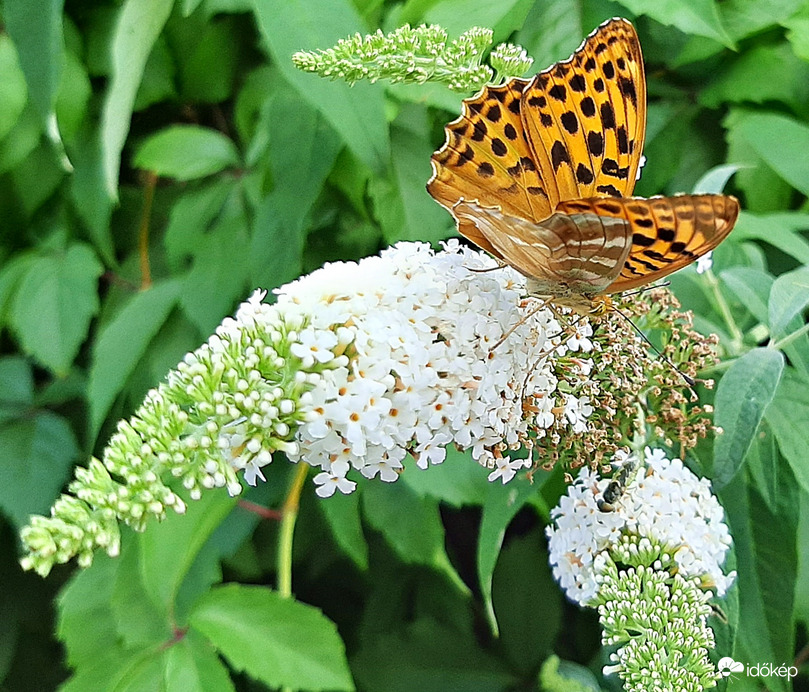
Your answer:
[490,296,552,352]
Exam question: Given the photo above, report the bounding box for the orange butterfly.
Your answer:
[427,18,738,313]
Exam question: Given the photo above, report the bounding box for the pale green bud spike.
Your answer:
[292,23,528,92]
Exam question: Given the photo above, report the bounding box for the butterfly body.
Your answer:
[427,18,738,311]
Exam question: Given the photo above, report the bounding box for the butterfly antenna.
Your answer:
[611,305,696,389]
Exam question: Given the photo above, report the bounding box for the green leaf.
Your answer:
[539,655,601,692]
[732,212,809,265]
[60,649,166,692]
[725,110,793,213]
[713,348,784,488]
[401,447,487,507]
[0,411,78,528]
[0,35,30,142]
[362,481,463,588]
[721,0,805,41]
[250,82,342,289]
[180,214,251,334]
[719,267,772,325]
[351,618,515,692]
[252,0,389,172]
[55,51,92,141]
[0,356,34,409]
[10,243,103,374]
[721,463,797,684]
[139,489,237,613]
[766,370,809,494]
[615,0,734,46]
[493,532,560,675]
[57,555,119,667]
[731,112,809,196]
[88,279,181,436]
[189,584,353,691]
[424,0,528,37]
[169,14,241,103]
[387,112,454,244]
[3,0,63,123]
[318,489,368,570]
[134,125,240,181]
[785,7,809,62]
[768,266,809,338]
[692,163,744,195]
[478,478,540,634]
[164,632,236,692]
[100,0,174,197]
[70,123,116,263]
[164,181,235,266]
[700,43,809,113]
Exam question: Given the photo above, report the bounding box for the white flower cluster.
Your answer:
[268,241,595,497]
[546,448,736,606]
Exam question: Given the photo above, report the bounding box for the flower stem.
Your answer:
[770,320,809,351]
[277,463,309,599]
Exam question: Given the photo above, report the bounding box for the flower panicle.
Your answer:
[292,23,531,91]
[547,449,735,690]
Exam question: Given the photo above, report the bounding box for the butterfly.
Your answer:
[427,18,738,313]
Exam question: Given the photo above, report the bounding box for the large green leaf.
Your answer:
[362,480,464,589]
[766,370,809,495]
[250,81,342,289]
[768,266,809,338]
[3,0,63,147]
[100,0,174,197]
[731,112,809,196]
[0,411,78,528]
[700,44,809,113]
[712,348,784,488]
[139,489,237,612]
[732,212,809,265]
[10,243,103,375]
[719,267,772,326]
[721,464,797,688]
[0,36,29,142]
[190,584,353,691]
[615,0,734,46]
[478,477,540,634]
[88,279,182,436]
[134,125,240,181]
[252,0,389,172]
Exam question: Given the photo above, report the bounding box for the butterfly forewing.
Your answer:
[520,18,646,206]
[428,78,551,257]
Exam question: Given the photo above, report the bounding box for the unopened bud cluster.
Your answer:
[293,24,533,92]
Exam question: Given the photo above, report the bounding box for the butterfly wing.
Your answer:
[427,18,646,258]
[451,200,634,296]
[427,79,550,257]
[520,18,646,205]
[600,193,740,292]
[453,193,738,297]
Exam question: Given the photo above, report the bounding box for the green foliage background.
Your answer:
[1,0,809,689]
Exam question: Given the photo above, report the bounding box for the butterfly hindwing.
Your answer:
[451,200,633,297]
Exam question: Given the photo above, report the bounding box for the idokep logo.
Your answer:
[717,657,798,682]
[717,657,744,678]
